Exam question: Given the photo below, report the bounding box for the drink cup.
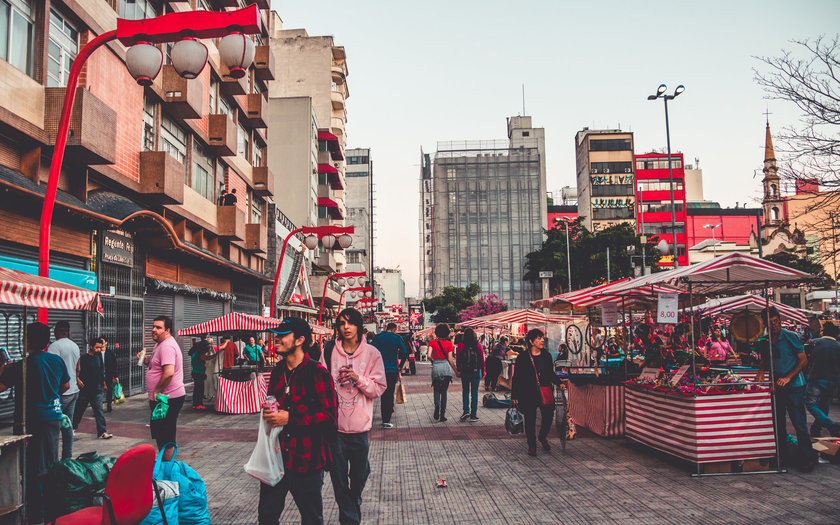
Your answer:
[136,350,146,367]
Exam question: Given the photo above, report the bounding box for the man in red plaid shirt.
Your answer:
[258,317,337,525]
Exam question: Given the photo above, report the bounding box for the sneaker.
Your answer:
[527,447,537,457]
[469,415,479,422]
[98,433,113,439]
[382,422,395,429]
[459,412,470,422]
[433,406,440,421]
[540,438,551,452]
[439,415,447,422]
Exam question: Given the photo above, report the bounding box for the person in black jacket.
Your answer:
[512,329,561,456]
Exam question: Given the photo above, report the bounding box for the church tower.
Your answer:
[761,120,783,228]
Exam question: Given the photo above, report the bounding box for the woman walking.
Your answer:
[456,328,485,422]
[429,324,456,422]
[512,329,561,456]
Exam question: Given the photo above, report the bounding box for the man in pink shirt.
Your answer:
[322,308,386,525]
[138,315,184,460]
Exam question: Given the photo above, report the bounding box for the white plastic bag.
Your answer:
[244,416,284,486]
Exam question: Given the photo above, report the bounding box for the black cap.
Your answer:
[268,317,312,347]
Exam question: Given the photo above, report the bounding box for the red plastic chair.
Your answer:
[54,444,156,525]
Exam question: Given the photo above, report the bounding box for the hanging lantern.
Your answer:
[337,277,346,286]
[365,291,372,298]
[347,277,356,286]
[218,32,255,79]
[303,235,319,250]
[321,234,336,248]
[357,277,366,286]
[337,234,352,249]
[126,42,163,86]
[171,37,208,79]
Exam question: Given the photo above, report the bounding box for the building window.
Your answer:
[252,142,264,167]
[770,184,777,197]
[218,95,231,117]
[1,0,34,76]
[591,161,633,174]
[119,0,158,20]
[197,0,211,11]
[635,158,682,170]
[47,9,78,87]
[771,207,779,221]
[237,122,248,158]
[589,138,631,152]
[250,196,262,224]
[142,97,156,151]
[192,142,214,202]
[160,115,186,164]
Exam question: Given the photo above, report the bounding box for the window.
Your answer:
[160,115,186,164]
[119,0,158,20]
[635,158,683,170]
[142,97,156,151]
[218,96,232,118]
[591,161,633,174]
[252,141,264,167]
[347,155,369,165]
[250,196,262,224]
[346,170,368,178]
[208,77,217,114]
[589,138,631,151]
[770,184,777,197]
[191,142,213,202]
[636,180,684,192]
[197,0,210,11]
[237,122,248,158]
[771,207,779,221]
[1,0,34,76]
[47,9,77,87]
[638,201,684,214]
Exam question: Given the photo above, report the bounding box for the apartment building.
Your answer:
[635,152,688,266]
[0,0,275,398]
[344,148,373,277]
[575,129,636,232]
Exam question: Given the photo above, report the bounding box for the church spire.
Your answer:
[764,120,776,163]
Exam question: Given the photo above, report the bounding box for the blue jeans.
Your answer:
[774,386,814,462]
[329,432,370,525]
[73,390,107,436]
[461,373,480,417]
[805,379,838,430]
[59,392,78,460]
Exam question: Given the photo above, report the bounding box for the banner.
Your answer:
[657,293,679,324]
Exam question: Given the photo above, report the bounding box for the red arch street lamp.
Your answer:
[353,297,377,309]
[338,287,372,312]
[270,225,354,318]
[318,271,367,324]
[37,5,262,322]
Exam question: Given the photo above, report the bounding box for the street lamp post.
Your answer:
[553,217,573,292]
[703,223,722,258]
[338,287,373,312]
[318,271,367,324]
[648,83,685,270]
[832,212,839,315]
[270,225,354,318]
[37,5,262,322]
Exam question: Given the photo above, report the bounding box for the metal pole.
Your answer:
[564,222,572,292]
[832,213,838,315]
[765,282,782,473]
[663,96,678,269]
[270,227,303,318]
[606,247,611,282]
[318,274,334,325]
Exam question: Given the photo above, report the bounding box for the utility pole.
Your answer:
[606,246,611,282]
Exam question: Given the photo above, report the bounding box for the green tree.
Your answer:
[422,283,481,324]
[764,250,836,289]
[524,222,661,292]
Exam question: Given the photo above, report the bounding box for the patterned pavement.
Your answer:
[76,361,840,524]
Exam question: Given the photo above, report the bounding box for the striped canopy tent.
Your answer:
[461,309,583,327]
[530,278,631,309]
[683,295,821,325]
[458,309,512,328]
[0,266,104,313]
[534,278,678,309]
[178,312,284,335]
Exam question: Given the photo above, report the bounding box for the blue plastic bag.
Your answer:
[153,444,210,525]
[139,480,179,525]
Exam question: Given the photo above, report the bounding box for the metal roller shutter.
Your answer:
[179,297,224,379]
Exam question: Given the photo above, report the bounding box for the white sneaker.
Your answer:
[98,432,113,439]
[382,422,395,429]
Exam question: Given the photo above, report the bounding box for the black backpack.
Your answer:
[460,342,482,374]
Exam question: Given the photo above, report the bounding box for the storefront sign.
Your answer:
[657,292,679,324]
[102,230,134,267]
[600,303,618,326]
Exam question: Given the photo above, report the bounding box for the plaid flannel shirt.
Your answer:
[267,354,337,473]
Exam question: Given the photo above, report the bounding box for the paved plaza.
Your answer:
[76,362,840,524]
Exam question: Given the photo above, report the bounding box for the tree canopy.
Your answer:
[422,283,481,324]
[764,250,836,289]
[524,221,662,293]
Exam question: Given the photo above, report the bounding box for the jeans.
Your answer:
[521,403,554,450]
[59,392,78,459]
[485,357,502,389]
[73,390,107,436]
[433,377,451,416]
[149,396,185,451]
[381,372,399,424]
[774,386,815,462]
[329,432,370,525]
[28,419,60,523]
[461,373,480,417]
[258,469,324,525]
[192,373,207,407]
[805,379,838,430]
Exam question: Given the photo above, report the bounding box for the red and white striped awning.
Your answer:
[533,278,677,308]
[178,312,284,335]
[0,266,104,313]
[460,309,584,327]
[685,295,820,324]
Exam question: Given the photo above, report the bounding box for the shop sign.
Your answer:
[102,230,134,267]
[657,292,679,324]
[591,174,633,185]
[600,303,618,326]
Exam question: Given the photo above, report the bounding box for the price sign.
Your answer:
[600,303,618,326]
[657,292,679,324]
[669,365,690,385]
[638,367,660,381]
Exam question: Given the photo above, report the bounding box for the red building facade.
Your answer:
[635,153,688,266]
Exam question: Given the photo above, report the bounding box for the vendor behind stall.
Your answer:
[243,336,264,365]
[220,335,239,369]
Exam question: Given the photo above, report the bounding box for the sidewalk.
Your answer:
[77,362,840,524]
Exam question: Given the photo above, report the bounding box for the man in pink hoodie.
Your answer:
[322,308,387,525]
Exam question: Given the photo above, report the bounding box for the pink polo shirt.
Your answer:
[146,336,185,400]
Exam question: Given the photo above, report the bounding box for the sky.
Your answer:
[272,0,840,297]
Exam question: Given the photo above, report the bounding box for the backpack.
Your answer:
[459,342,482,375]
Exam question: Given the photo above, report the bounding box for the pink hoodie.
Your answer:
[322,338,387,433]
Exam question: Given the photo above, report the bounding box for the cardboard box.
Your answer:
[741,459,771,472]
[701,461,732,474]
[812,437,840,457]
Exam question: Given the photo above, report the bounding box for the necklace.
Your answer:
[283,361,302,396]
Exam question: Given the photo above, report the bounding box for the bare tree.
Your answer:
[755,35,840,267]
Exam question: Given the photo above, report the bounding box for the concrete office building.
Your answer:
[635,152,688,266]
[375,267,406,310]
[344,148,374,276]
[575,129,636,231]
[421,116,547,308]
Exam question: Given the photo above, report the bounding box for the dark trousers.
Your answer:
[381,372,399,423]
[27,419,60,523]
[329,432,370,525]
[773,386,815,462]
[433,377,451,416]
[485,357,502,389]
[105,374,115,412]
[148,395,185,450]
[73,390,107,436]
[59,392,78,460]
[398,357,416,375]
[192,373,207,407]
[805,379,837,431]
[258,469,324,525]
[521,403,554,449]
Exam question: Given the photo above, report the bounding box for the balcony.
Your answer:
[219,66,247,97]
[318,196,345,220]
[207,114,237,156]
[44,87,116,165]
[246,93,267,128]
[253,46,275,82]
[330,65,346,82]
[138,151,185,204]
[244,223,266,253]
[216,205,245,240]
[252,166,274,197]
[331,90,345,110]
[254,0,270,9]
[161,65,202,119]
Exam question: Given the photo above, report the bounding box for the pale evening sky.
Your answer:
[272,0,839,297]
